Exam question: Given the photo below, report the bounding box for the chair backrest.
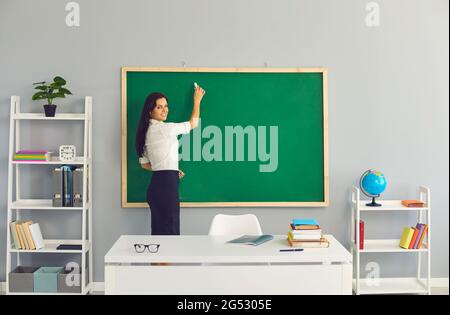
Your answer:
[208,214,263,236]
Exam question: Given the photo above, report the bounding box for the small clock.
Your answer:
[59,145,76,162]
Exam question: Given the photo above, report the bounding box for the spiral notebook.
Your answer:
[227,235,274,246]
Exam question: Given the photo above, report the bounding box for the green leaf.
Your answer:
[49,92,66,99]
[34,85,48,91]
[49,82,62,89]
[53,76,66,85]
[58,87,72,95]
[32,92,48,100]
[33,81,46,86]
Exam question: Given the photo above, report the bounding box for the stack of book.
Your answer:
[287,219,330,248]
[402,200,426,208]
[399,223,428,249]
[13,150,52,162]
[9,221,45,250]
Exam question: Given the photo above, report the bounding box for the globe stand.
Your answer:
[366,196,382,207]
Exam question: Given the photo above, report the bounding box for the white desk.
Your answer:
[105,235,352,295]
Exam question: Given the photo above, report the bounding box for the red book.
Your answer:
[360,220,365,250]
[355,220,364,250]
[409,228,420,249]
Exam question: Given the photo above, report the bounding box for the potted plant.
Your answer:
[32,76,72,117]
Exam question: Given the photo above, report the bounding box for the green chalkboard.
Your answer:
[122,68,328,207]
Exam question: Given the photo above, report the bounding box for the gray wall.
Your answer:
[0,0,448,282]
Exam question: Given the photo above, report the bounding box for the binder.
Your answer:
[73,168,83,207]
[52,168,63,207]
[61,166,73,207]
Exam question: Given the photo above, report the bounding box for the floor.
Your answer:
[2,287,448,295]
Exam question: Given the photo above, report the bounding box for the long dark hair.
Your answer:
[135,92,168,158]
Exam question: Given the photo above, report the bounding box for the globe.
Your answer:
[359,170,387,207]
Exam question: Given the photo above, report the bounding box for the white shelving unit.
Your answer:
[5,96,93,295]
[350,186,431,295]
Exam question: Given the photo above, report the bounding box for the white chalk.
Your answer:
[194,82,198,89]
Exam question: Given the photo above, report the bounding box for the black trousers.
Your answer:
[147,170,180,235]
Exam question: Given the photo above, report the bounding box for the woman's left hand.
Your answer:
[179,170,185,179]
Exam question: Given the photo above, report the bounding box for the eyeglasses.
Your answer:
[134,243,160,253]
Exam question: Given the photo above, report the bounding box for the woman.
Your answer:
[135,85,206,235]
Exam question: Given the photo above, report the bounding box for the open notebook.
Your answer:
[227,235,274,246]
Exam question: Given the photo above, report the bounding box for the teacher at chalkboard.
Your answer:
[135,84,206,235]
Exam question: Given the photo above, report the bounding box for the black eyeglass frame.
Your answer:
[134,243,161,253]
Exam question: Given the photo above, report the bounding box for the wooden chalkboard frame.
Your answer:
[121,67,329,208]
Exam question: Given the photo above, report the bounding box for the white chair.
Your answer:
[208,214,263,236]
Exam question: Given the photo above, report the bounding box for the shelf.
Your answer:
[10,199,89,210]
[6,96,93,295]
[353,278,428,295]
[8,292,88,295]
[353,239,428,253]
[8,283,93,295]
[13,113,86,120]
[12,157,87,165]
[351,187,431,295]
[10,240,90,254]
[358,200,428,211]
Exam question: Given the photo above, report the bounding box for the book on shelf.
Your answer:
[416,224,428,249]
[408,228,420,249]
[16,222,29,249]
[9,221,21,250]
[56,244,82,251]
[399,224,428,249]
[10,220,44,250]
[22,221,36,250]
[399,227,415,249]
[29,223,45,250]
[355,220,364,250]
[13,150,52,162]
[401,200,425,208]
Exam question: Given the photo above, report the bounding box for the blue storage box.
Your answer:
[33,267,63,293]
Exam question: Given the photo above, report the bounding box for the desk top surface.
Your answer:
[105,235,352,264]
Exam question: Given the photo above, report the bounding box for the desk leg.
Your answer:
[105,265,116,295]
[341,263,353,295]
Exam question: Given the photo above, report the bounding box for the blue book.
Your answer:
[227,235,274,246]
[292,219,318,226]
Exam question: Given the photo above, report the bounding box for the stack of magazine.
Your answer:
[227,235,274,246]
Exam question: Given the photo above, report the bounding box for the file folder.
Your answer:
[52,168,63,207]
[73,168,83,207]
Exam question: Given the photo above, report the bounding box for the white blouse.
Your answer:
[139,119,191,171]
